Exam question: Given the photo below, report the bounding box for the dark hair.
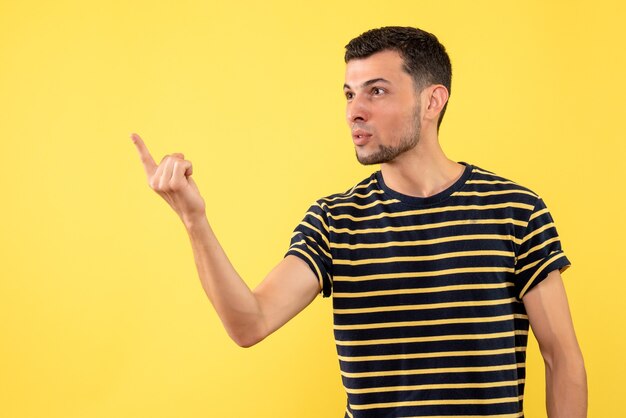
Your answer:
[345,26,452,129]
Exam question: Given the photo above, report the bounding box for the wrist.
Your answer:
[182,212,208,230]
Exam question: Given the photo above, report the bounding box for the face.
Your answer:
[344,49,422,165]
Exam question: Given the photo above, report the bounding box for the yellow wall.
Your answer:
[1,0,623,416]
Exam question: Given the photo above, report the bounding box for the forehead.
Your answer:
[344,49,409,87]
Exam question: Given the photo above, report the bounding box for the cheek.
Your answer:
[378,107,407,130]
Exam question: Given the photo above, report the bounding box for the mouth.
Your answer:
[352,130,372,146]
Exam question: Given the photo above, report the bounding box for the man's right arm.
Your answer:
[184,215,320,347]
[130,133,320,347]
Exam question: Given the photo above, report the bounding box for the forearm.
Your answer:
[545,354,587,417]
[130,135,269,346]
[184,215,266,347]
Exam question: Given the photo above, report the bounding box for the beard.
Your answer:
[355,104,421,166]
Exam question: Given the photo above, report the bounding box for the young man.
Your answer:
[132,26,586,418]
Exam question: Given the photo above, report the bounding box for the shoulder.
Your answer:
[295,173,380,229]
[466,164,540,198]
[313,172,381,210]
[458,164,547,216]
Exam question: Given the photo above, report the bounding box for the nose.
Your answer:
[346,95,369,124]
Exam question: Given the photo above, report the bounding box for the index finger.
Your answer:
[130,133,158,176]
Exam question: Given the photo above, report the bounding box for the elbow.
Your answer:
[220,309,269,348]
[542,345,587,384]
[227,326,267,348]
[233,335,261,348]
[573,354,588,385]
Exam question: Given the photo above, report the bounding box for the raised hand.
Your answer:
[131,133,206,224]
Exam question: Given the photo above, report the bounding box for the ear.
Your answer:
[423,85,449,125]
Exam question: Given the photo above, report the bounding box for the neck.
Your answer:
[380,132,465,198]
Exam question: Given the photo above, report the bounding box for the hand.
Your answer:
[131,133,206,224]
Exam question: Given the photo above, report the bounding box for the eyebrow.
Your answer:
[343,78,391,90]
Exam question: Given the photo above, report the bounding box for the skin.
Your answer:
[131,135,319,348]
[131,48,586,416]
[523,269,588,417]
[343,49,464,196]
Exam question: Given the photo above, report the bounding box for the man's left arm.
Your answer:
[523,269,587,418]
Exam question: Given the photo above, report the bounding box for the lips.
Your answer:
[352,129,372,146]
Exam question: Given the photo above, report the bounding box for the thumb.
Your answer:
[172,153,191,176]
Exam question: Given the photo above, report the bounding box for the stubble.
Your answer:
[355,103,422,166]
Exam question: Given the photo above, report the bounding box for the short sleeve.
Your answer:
[285,201,333,297]
[514,197,571,300]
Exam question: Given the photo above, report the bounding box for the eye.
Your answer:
[371,87,385,95]
[344,91,354,100]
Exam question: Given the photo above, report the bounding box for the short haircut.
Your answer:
[345,26,452,129]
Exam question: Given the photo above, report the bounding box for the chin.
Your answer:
[355,151,385,166]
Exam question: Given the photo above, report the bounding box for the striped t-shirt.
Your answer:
[286,163,570,418]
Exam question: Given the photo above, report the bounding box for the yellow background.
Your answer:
[1,0,624,416]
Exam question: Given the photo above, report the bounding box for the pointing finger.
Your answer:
[130,133,158,176]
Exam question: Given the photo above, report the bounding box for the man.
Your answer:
[131,26,586,417]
